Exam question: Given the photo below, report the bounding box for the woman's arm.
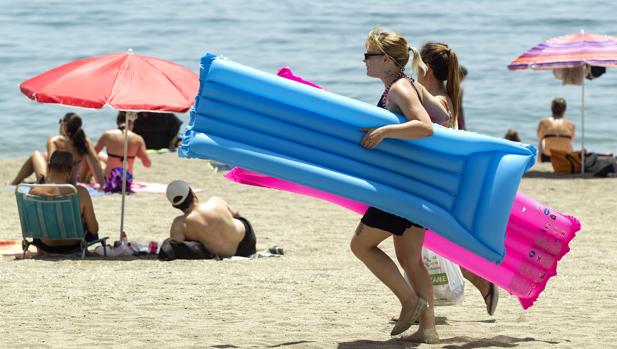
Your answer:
[136,135,152,168]
[78,187,99,236]
[86,138,105,188]
[416,85,451,125]
[47,136,58,158]
[94,132,107,154]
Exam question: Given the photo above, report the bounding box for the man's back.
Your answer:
[29,184,99,246]
[170,197,244,257]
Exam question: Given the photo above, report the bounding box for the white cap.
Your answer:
[166,180,191,206]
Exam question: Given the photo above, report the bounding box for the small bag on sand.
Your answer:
[158,238,217,261]
[405,248,465,306]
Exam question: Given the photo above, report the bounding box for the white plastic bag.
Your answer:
[405,248,465,306]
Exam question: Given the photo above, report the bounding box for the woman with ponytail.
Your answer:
[418,42,462,129]
[350,27,440,343]
[417,42,501,317]
[11,112,105,189]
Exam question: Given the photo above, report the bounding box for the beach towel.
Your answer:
[78,181,201,195]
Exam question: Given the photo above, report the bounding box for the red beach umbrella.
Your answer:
[508,31,617,172]
[19,50,199,237]
[20,49,198,112]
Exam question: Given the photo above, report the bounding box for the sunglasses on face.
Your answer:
[364,52,385,60]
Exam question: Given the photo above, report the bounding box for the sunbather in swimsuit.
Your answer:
[167,180,257,258]
[233,216,257,257]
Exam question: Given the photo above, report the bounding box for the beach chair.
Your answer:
[15,184,108,259]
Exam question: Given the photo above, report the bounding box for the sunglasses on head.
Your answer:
[364,52,385,60]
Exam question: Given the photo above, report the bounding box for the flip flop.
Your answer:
[484,283,499,316]
[391,298,428,336]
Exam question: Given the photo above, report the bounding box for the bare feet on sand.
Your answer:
[401,328,440,344]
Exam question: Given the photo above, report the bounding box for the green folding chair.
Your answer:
[15,184,108,259]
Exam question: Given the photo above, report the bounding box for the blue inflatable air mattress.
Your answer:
[180,53,536,263]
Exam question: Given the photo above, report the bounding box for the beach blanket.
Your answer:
[79,181,201,195]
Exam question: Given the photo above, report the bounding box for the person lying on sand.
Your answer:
[165,180,256,258]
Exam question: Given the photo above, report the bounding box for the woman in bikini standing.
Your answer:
[352,27,448,343]
[94,111,151,192]
[11,112,105,189]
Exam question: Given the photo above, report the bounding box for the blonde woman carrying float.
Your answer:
[352,27,441,343]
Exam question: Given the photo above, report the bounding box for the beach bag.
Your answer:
[158,238,217,261]
[583,153,617,174]
[551,150,615,174]
[550,150,582,174]
[405,248,465,305]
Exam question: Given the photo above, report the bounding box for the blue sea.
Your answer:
[1,0,616,159]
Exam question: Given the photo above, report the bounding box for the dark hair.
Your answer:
[420,42,462,127]
[551,97,567,117]
[62,112,88,155]
[504,129,521,142]
[173,189,195,211]
[460,65,468,79]
[48,150,74,172]
[117,111,138,130]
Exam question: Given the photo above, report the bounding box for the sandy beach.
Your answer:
[1,152,616,348]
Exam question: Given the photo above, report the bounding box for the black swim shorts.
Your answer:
[235,216,257,257]
[33,232,97,254]
[361,206,424,236]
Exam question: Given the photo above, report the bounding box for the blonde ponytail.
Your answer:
[409,46,427,76]
[366,27,423,74]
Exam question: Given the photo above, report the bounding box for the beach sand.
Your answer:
[1,153,616,348]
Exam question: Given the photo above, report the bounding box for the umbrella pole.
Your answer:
[119,111,135,239]
[581,69,586,174]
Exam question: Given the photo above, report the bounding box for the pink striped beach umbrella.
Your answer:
[508,31,617,172]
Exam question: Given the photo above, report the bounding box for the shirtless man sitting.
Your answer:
[165,180,256,258]
[537,97,575,162]
[30,150,100,254]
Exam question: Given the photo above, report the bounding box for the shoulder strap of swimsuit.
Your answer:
[406,76,423,103]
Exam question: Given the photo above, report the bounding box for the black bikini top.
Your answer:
[377,73,423,109]
[107,153,136,161]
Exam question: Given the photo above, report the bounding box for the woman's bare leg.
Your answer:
[461,268,489,296]
[461,267,498,315]
[350,223,421,335]
[11,151,47,184]
[395,227,439,343]
[31,151,48,182]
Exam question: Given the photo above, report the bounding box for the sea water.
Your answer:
[1,0,616,158]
